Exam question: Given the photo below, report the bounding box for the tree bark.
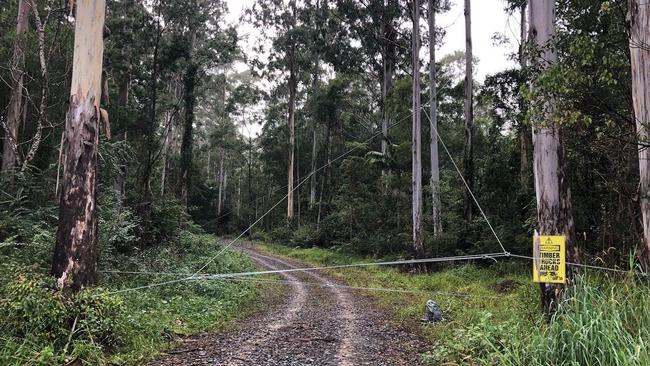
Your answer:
[381,0,397,175]
[462,0,475,224]
[217,146,225,215]
[529,0,579,314]
[519,1,531,189]
[412,0,424,259]
[309,57,319,207]
[2,0,30,173]
[179,63,197,211]
[20,0,48,173]
[52,0,106,293]
[287,61,297,220]
[428,0,442,236]
[628,0,650,268]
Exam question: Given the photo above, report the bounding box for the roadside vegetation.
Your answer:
[0,205,256,365]
[257,241,650,366]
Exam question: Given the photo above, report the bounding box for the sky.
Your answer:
[224,0,522,136]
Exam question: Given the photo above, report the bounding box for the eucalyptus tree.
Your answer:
[529,0,578,314]
[157,0,237,211]
[336,0,405,172]
[52,0,106,293]
[411,0,424,259]
[628,0,650,269]
[462,0,474,224]
[1,0,29,173]
[247,0,315,220]
[428,0,441,235]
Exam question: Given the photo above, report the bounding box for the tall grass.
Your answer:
[486,275,650,366]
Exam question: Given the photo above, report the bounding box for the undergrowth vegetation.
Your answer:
[257,242,650,366]
[0,215,256,365]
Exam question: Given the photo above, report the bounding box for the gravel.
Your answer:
[147,245,426,366]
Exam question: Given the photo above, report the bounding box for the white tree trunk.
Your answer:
[530,0,578,314]
[412,0,424,259]
[217,146,225,215]
[2,0,30,173]
[428,0,442,236]
[629,0,650,268]
[52,0,106,293]
[462,0,475,224]
[287,67,297,219]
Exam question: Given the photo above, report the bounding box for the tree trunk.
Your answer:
[519,1,531,189]
[412,0,424,259]
[381,0,397,174]
[217,146,225,215]
[428,0,442,236]
[530,0,579,314]
[20,0,48,173]
[52,0,106,293]
[462,0,475,224]
[180,56,197,212]
[287,62,297,220]
[309,57,319,207]
[317,124,332,230]
[629,0,650,269]
[2,0,30,173]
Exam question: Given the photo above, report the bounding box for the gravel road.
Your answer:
[147,245,426,365]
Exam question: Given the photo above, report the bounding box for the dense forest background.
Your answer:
[0,0,640,266]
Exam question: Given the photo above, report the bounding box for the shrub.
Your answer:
[0,272,131,365]
[290,224,320,247]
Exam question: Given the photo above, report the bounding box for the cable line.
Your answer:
[100,111,413,296]
[423,108,508,254]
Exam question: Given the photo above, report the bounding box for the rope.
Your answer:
[100,252,509,279]
[422,108,508,254]
[508,254,646,276]
[210,275,505,299]
[100,112,413,297]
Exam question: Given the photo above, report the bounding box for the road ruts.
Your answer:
[147,245,425,366]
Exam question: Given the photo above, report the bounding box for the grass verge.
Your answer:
[0,231,258,365]
[255,242,650,365]
[255,242,538,364]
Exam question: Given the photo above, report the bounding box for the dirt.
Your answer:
[146,245,426,365]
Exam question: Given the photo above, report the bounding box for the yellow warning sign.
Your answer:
[532,235,566,284]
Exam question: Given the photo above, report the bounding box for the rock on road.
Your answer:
[147,245,426,365]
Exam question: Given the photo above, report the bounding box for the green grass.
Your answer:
[256,242,650,365]
[255,242,538,364]
[0,231,259,365]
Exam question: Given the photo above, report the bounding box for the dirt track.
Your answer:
[147,245,425,365]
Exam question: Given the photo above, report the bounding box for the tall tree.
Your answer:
[628,0,650,268]
[412,0,424,259]
[52,0,106,293]
[2,0,30,173]
[381,0,398,173]
[428,0,441,235]
[518,1,530,188]
[462,0,474,224]
[529,0,578,314]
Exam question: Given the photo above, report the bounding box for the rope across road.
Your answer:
[99,105,644,298]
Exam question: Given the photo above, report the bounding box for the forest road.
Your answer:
[146,243,426,366]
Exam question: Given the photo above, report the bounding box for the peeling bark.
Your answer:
[52,0,106,294]
[529,0,578,314]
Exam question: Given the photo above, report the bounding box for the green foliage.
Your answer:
[483,275,650,366]
[0,231,256,365]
